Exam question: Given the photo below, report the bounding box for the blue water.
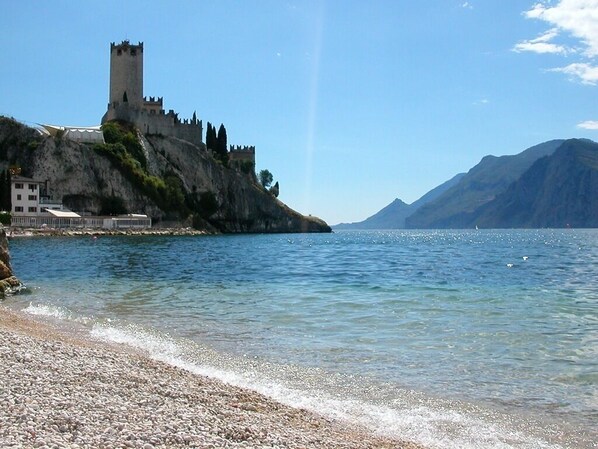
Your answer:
[5,230,598,449]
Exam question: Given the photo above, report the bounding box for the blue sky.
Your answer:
[2,1,598,225]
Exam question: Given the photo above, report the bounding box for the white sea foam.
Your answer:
[23,303,70,320]
[90,322,565,449]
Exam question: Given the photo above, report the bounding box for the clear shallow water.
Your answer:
[5,230,598,449]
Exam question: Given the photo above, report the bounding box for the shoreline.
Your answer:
[0,306,424,449]
[6,227,211,238]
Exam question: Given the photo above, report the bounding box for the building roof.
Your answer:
[44,209,81,218]
[39,124,105,144]
[11,176,43,184]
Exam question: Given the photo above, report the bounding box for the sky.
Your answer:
[1,0,598,225]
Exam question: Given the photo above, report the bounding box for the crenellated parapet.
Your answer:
[229,145,255,153]
[229,145,256,165]
[102,41,203,147]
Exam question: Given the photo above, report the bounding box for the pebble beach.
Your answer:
[0,307,423,449]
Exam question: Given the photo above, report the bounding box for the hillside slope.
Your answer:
[334,172,465,229]
[406,140,565,228]
[0,117,330,233]
[472,139,598,228]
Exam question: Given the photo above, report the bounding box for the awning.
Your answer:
[45,210,81,218]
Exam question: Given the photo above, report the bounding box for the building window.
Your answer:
[28,195,37,201]
[28,184,37,191]
[28,207,37,213]
[15,183,23,189]
[16,194,21,201]
[14,206,23,212]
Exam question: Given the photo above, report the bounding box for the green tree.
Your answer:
[216,123,229,165]
[0,170,5,211]
[205,122,217,152]
[4,170,11,212]
[259,169,273,189]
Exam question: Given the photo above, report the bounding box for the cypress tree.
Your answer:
[3,170,11,212]
[217,124,228,165]
[206,122,217,152]
[0,170,5,211]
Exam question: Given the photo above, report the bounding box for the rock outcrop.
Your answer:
[0,117,330,233]
[0,227,21,295]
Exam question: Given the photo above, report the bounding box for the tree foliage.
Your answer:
[0,169,11,212]
[205,122,217,152]
[205,122,229,166]
[259,169,273,189]
[95,120,222,224]
[216,124,229,166]
[101,121,147,169]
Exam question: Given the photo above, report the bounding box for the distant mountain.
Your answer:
[405,139,565,228]
[471,139,598,228]
[333,173,464,229]
[334,198,411,230]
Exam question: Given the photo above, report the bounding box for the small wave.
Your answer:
[23,303,70,320]
[90,323,567,449]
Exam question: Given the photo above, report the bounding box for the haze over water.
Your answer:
[6,230,598,449]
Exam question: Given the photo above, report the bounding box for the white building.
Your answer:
[11,176,43,216]
[9,176,151,229]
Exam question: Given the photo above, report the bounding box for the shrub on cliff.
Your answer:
[94,121,192,215]
[102,121,147,169]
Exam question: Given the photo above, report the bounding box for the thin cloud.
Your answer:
[549,62,598,84]
[513,28,568,54]
[524,0,598,57]
[577,120,598,129]
[514,41,568,54]
[516,0,598,84]
[461,2,473,9]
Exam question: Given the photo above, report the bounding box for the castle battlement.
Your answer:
[229,145,256,153]
[101,40,203,147]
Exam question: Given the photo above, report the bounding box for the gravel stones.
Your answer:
[0,310,423,449]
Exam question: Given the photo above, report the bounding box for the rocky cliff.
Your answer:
[0,227,20,295]
[0,117,330,233]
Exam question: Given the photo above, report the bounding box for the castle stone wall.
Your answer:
[229,145,256,163]
[109,41,143,108]
[103,104,203,147]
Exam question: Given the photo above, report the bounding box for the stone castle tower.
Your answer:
[108,41,144,109]
[101,40,203,147]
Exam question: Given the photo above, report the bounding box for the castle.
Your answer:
[101,40,254,167]
[101,41,203,147]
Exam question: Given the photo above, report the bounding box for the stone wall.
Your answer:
[102,104,203,147]
[109,41,144,108]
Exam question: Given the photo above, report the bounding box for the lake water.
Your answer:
[5,230,597,449]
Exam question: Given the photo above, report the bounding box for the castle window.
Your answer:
[130,49,136,56]
[28,195,37,201]
[28,183,37,191]
[28,207,37,213]
[117,49,122,56]
[15,183,23,189]
[16,194,21,201]
[14,206,23,212]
